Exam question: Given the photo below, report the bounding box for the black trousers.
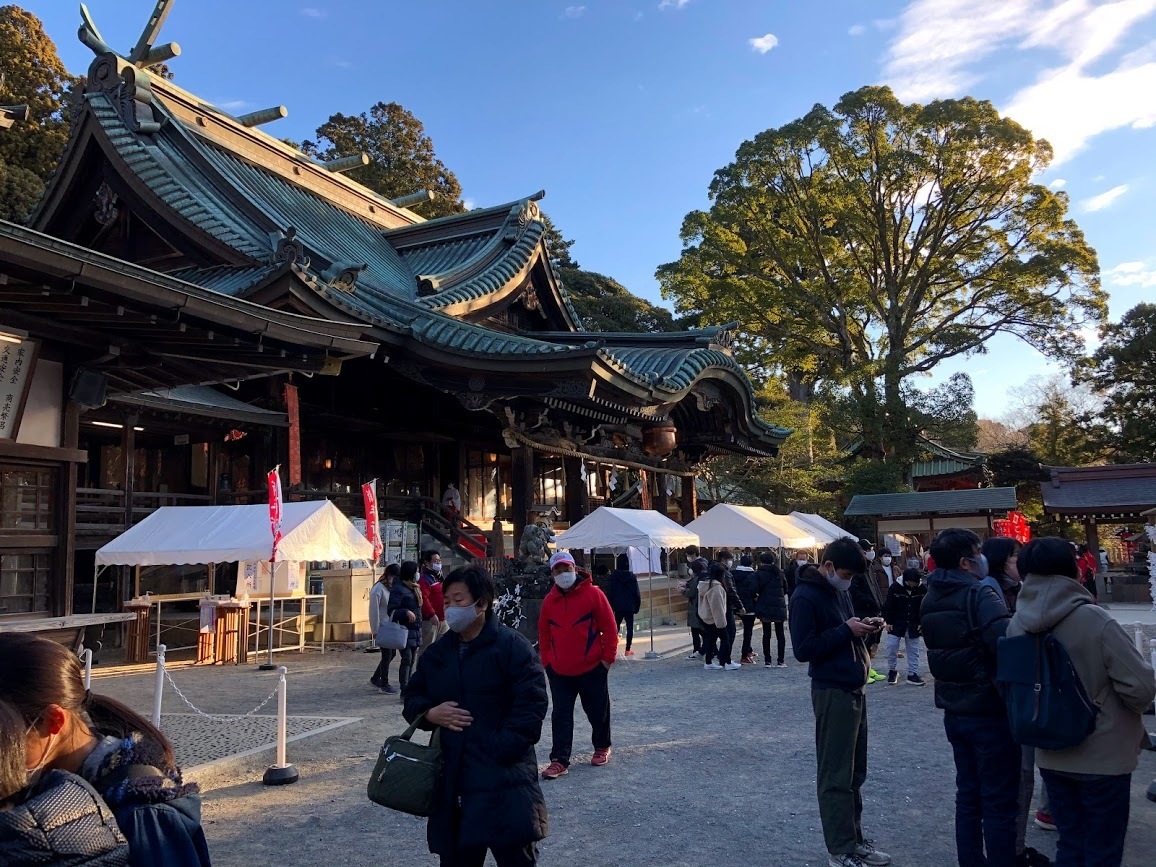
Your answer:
[691,627,705,654]
[614,610,634,651]
[398,647,415,690]
[372,647,395,685]
[440,843,538,867]
[762,620,786,664]
[547,664,611,766]
[740,613,757,657]
[703,622,734,665]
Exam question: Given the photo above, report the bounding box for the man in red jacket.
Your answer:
[539,550,618,780]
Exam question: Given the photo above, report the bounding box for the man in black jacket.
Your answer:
[849,539,885,684]
[790,537,891,867]
[920,528,1016,867]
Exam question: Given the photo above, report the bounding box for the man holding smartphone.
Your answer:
[790,537,891,867]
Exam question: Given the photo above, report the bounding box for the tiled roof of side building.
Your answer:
[844,487,1018,517]
[166,263,284,297]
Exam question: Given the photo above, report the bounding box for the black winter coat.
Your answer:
[883,581,926,639]
[607,569,641,615]
[788,565,870,692]
[754,563,788,622]
[387,580,422,648]
[720,569,743,617]
[920,568,1011,717]
[733,567,759,613]
[849,570,883,619]
[403,616,549,855]
[0,770,129,866]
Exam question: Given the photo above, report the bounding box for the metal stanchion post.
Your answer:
[82,648,93,691]
[152,644,166,729]
[263,665,299,785]
[645,549,659,659]
[1135,622,1146,655]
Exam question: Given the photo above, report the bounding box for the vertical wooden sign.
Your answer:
[0,339,40,440]
[284,383,301,485]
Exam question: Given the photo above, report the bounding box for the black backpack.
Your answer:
[996,617,1100,751]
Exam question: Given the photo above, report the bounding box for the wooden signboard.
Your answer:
[0,339,40,440]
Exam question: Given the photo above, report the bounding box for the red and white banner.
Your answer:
[362,478,383,564]
[268,465,283,562]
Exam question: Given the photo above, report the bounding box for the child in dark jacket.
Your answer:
[0,699,130,867]
[882,569,927,686]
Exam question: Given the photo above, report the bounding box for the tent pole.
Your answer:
[260,560,276,670]
[645,546,659,659]
[134,565,140,598]
[91,564,103,614]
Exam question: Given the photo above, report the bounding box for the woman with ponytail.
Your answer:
[0,634,211,866]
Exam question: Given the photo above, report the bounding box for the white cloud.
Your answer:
[563,5,586,18]
[218,99,251,112]
[1049,178,1067,189]
[659,0,690,9]
[1106,261,1156,287]
[849,24,867,37]
[749,33,779,54]
[300,7,326,18]
[1082,183,1129,211]
[881,0,1156,165]
[463,199,477,211]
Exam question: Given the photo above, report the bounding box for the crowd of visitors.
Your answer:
[1,524,1150,867]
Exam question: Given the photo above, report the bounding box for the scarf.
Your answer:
[80,734,199,808]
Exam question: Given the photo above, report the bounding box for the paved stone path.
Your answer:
[92,645,1156,866]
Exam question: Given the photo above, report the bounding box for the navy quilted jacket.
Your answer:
[0,769,130,866]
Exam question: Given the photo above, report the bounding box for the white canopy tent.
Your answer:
[684,504,817,550]
[554,507,698,659]
[96,501,374,567]
[555,506,698,553]
[788,512,857,547]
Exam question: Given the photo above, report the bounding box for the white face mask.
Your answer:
[796,558,808,566]
[724,559,734,569]
[430,562,442,574]
[444,603,480,633]
[864,550,876,562]
[25,726,56,786]
[825,570,853,592]
[554,570,577,590]
[881,556,892,566]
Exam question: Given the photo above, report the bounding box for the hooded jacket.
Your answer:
[0,770,129,866]
[697,578,728,628]
[920,568,1010,717]
[882,580,926,640]
[387,580,423,648]
[1008,573,1156,776]
[753,562,788,622]
[538,573,618,676]
[788,565,870,692]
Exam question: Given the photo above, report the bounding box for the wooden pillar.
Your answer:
[654,474,669,519]
[563,456,587,526]
[679,475,697,524]
[511,445,534,547]
[119,413,138,607]
[1085,518,1105,599]
[58,399,80,616]
[638,469,653,510]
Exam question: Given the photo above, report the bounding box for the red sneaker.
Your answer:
[1034,810,1056,831]
[541,761,568,780]
[591,748,611,767]
[624,649,635,656]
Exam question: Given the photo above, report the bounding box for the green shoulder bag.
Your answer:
[367,712,443,816]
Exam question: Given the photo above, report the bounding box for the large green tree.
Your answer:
[0,5,77,221]
[561,268,676,333]
[302,101,464,218]
[658,85,1104,467]
[1080,302,1156,462]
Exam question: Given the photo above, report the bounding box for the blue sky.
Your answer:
[27,0,1156,420]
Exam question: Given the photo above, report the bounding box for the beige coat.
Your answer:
[697,579,728,628]
[1008,573,1156,776]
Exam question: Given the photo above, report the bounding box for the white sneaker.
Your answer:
[828,855,867,867]
[723,662,742,670]
[854,841,891,866]
[703,661,722,670]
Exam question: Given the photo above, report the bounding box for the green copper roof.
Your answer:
[166,263,282,296]
[844,487,1017,517]
[399,233,493,277]
[912,458,983,478]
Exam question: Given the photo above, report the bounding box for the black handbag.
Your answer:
[367,712,442,816]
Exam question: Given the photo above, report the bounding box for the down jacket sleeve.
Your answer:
[491,633,550,765]
[593,588,619,666]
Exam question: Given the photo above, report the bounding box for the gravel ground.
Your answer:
[92,644,1156,867]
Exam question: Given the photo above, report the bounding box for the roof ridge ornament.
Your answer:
[271,228,310,269]
[236,106,288,127]
[321,261,368,295]
[323,154,370,174]
[390,190,436,208]
[80,2,181,69]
